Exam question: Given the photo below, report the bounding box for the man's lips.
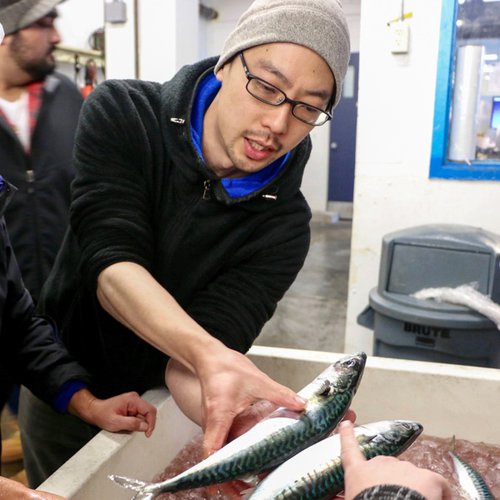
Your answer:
[244,137,276,161]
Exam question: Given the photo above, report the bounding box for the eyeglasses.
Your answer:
[239,52,332,127]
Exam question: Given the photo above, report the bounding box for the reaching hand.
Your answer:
[196,349,306,456]
[339,420,452,500]
[68,389,156,437]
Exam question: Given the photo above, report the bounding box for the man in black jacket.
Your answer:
[0,175,156,487]
[21,0,350,486]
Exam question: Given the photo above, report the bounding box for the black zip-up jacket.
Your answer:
[38,57,312,398]
[0,73,83,301]
[0,179,90,455]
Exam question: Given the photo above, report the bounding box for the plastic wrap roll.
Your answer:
[448,45,484,162]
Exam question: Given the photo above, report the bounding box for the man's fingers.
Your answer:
[202,411,232,457]
[339,420,366,469]
[342,409,357,424]
[259,380,306,412]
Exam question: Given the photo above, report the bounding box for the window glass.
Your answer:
[430,0,500,179]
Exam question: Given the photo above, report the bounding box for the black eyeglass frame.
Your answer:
[238,52,332,127]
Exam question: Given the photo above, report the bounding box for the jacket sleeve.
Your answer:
[1,220,91,405]
[353,485,427,500]
[69,80,162,287]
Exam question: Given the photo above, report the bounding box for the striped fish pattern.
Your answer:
[109,352,366,499]
[248,419,423,500]
[449,442,494,500]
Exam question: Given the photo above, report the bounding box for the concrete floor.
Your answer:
[255,216,351,353]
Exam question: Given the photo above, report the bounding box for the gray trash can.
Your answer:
[358,224,500,368]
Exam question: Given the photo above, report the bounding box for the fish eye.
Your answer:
[343,358,356,368]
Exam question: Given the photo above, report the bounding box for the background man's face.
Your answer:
[8,11,61,81]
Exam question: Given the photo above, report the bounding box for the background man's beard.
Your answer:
[10,35,56,81]
[21,59,56,81]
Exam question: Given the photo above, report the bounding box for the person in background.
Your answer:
[0,175,156,493]
[0,0,82,303]
[80,58,97,99]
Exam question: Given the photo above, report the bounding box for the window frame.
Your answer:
[429,0,500,180]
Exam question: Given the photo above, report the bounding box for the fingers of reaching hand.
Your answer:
[339,420,366,468]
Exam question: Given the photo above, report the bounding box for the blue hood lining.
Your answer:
[190,72,289,199]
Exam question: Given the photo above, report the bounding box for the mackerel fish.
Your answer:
[449,437,494,500]
[248,419,423,500]
[109,352,366,499]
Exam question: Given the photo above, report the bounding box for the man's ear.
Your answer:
[215,66,225,82]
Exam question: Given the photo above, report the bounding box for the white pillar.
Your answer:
[104,0,137,79]
[138,0,199,82]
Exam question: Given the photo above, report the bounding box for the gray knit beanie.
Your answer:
[214,0,350,110]
[0,0,62,35]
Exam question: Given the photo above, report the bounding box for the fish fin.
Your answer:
[108,474,150,491]
[316,380,332,397]
[238,474,261,486]
[448,435,456,453]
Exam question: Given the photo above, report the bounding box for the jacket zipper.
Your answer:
[202,180,211,200]
[26,168,35,192]
[26,164,43,296]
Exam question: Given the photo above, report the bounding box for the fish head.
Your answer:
[332,352,367,392]
[303,352,366,408]
[356,420,423,455]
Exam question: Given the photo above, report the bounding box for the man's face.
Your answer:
[204,42,334,178]
[8,11,61,81]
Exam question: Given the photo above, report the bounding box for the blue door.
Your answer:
[328,52,359,202]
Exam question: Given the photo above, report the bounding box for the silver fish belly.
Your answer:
[109,352,366,499]
[449,449,494,500]
[248,419,423,500]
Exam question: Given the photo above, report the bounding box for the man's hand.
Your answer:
[194,349,306,456]
[68,389,156,437]
[339,420,452,500]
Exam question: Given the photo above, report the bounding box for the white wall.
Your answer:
[57,0,103,49]
[345,0,500,355]
[138,0,199,82]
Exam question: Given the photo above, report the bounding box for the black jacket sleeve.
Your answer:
[353,485,427,500]
[0,219,91,405]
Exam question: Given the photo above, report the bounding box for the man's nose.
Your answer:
[262,103,291,135]
[51,27,61,45]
